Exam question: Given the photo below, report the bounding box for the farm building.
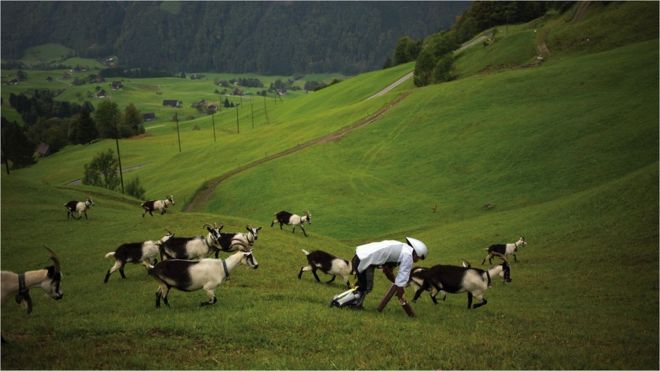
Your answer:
[111,81,124,90]
[34,143,50,157]
[143,112,156,121]
[163,99,182,108]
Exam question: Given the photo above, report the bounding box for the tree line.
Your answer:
[1,2,469,75]
[2,91,144,170]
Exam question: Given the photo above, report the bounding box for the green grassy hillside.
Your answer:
[211,39,658,240]
[1,3,657,369]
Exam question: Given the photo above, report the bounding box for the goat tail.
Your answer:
[105,252,115,259]
[301,249,310,256]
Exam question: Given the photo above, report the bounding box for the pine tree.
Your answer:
[1,117,36,169]
[94,100,121,138]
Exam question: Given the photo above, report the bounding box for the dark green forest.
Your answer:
[1,1,469,75]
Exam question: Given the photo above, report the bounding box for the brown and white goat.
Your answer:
[271,210,312,237]
[104,230,175,283]
[65,197,94,220]
[148,248,259,307]
[141,195,175,217]
[482,236,527,264]
[298,249,353,288]
[212,225,262,257]
[409,257,511,309]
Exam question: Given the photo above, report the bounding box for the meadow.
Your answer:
[1,3,658,369]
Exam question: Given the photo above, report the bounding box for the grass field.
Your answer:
[1,2,658,369]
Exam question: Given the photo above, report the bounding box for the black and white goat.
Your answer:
[408,258,511,309]
[1,247,63,341]
[271,210,312,237]
[213,226,262,257]
[158,223,224,261]
[103,231,175,283]
[148,248,259,307]
[298,249,353,288]
[482,236,527,264]
[65,197,94,220]
[141,195,175,217]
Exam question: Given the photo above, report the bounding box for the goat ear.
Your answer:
[257,227,262,231]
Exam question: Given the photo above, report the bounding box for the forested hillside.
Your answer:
[1,1,468,75]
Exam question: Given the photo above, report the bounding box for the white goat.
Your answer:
[65,197,94,220]
[104,231,175,283]
[148,248,259,307]
[298,249,353,288]
[482,236,527,264]
[271,210,312,237]
[1,247,63,342]
[141,195,175,217]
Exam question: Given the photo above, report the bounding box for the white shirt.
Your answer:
[356,240,413,287]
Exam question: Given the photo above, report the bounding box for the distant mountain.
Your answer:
[0,1,469,75]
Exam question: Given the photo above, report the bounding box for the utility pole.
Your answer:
[114,126,124,194]
[175,112,181,152]
[250,97,255,129]
[2,149,10,175]
[235,105,240,134]
[263,94,269,125]
[212,111,217,143]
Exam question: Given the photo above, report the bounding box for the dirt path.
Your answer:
[183,92,411,212]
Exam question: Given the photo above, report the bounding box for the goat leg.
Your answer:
[412,286,425,303]
[473,298,487,309]
[325,275,336,284]
[200,296,217,306]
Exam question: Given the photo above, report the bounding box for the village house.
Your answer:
[163,99,182,108]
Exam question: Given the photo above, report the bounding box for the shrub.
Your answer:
[82,149,120,191]
[433,53,454,83]
[125,177,146,199]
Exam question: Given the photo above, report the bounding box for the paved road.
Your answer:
[367,71,414,100]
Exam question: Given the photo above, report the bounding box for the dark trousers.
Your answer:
[352,255,374,296]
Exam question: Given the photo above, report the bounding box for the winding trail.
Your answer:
[184,91,411,212]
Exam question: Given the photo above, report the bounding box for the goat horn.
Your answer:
[44,245,61,272]
[203,223,213,229]
[164,228,173,235]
